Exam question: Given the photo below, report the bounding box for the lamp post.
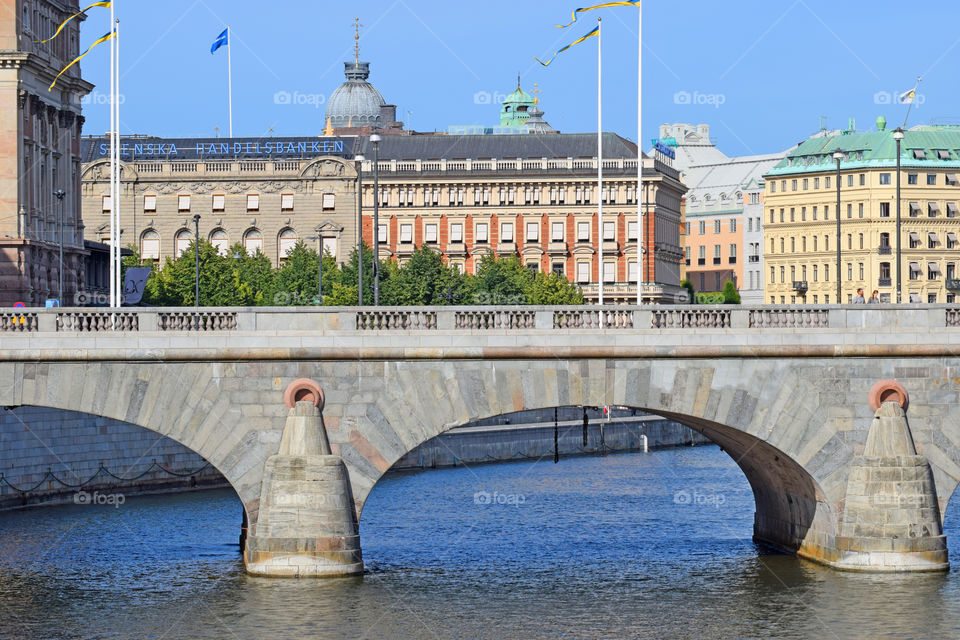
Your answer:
[893,128,904,303]
[833,151,844,303]
[192,214,201,309]
[355,153,365,306]
[53,189,65,305]
[313,232,323,305]
[370,134,381,306]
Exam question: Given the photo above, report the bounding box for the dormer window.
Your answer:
[912,149,926,159]
[937,149,951,160]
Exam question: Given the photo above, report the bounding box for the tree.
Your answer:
[381,246,468,305]
[338,241,378,306]
[680,278,696,305]
[721,280,741,304]
[471,255,533,305]
[271,241,341,305]
[529,270,584,305]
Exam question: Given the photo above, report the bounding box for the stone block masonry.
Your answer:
[0,406,226,510]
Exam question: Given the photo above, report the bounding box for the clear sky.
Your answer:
[76,0,957,157]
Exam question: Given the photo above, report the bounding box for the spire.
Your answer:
[352,17,363,66]
[323,116,334,136]
[517,73,521,91]
[533,82,541,105]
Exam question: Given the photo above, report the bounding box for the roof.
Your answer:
[766,125,960,176]
[359,132,639,161]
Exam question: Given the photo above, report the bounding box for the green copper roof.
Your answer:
[500,84,536,128]
[765,125,960,177]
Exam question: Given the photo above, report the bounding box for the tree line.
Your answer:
[126,240,585,306]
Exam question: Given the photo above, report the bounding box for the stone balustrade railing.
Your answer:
[0,305,956,334]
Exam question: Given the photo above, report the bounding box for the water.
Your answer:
[1,447,959,639]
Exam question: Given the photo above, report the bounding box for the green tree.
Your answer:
[680,278,696,304]
[338,241,378,305]
[145,240,237,306]
[529,270,584,305]
[381,246,469,305]
[471,255,533,305]
[721,280,741,304]
[229,244,275,306]
[271,241,341,305]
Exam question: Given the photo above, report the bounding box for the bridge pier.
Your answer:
[243,381,363,578]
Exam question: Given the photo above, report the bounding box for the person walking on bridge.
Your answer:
[853,288,865,304]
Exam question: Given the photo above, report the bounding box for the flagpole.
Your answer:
[227,25,233,137]
[114,17,121,305]
[108,1,116,307]
[597,17,603,307]
[636,1,643,305]
[902,76,921,130]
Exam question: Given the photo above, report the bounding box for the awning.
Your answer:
[948,203,959,216]
[913,149,927,159]
[947,174,959,185]
[929,232,940,244]
[909,202,922,213]
[929,262,942,274]
[910,293,922,303]
[909,232,920,242]
[948,232,958,243]
[910,262,922,273]
[939,150,953,160]
[930,202,941,212]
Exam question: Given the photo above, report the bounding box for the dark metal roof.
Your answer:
[80,136,359,162]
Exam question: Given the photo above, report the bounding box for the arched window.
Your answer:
[210,229,229,256]
[140,230,160,260]
[175,229,192,257]
[244,229,263,256]
[278,228,297,260]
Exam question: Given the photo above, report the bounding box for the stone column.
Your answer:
[244,379,364,578]
[834,380,948,571]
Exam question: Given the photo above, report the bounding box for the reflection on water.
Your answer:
[0,447,958,639]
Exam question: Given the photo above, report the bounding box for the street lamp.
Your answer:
[193,214,201,309]
[893,128,905,303]
[370,133,381,306]
[833,150,844,303]
[53,189,65,305]
[355,153,365,306]
[313,232,323,305]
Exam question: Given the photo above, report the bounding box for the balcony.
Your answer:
[728,256,737,264]
[878,277,892,287]
[748,255,759,263]
[697,258,706,266]
[878,246,892,255]
[947,279,960,291]
[792,281,808,294]
[713,257,721,265]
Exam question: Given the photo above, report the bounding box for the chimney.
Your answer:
[380,104,397,127]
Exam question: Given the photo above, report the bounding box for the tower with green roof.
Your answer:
[500,77,536,128]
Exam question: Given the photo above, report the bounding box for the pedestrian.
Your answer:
[868,290,880,304]
[853,288,865,304]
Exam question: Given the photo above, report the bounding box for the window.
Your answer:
[880,173,891,185]
[824,265,829,282]
[527,222,540,242]
[824,205,829,220]
[450,223,464,243]
[729,243,737,260]
[858,203,864,218]
[102,195,113,213]
[424,223,438,243]
[378,224,388,243]
[208,194,224,212]
[322,194,335,210]
[552,222,564,242]
[143,194,157,212]
[812,206,818,220]
[847,234,852,250]
[780,266,785,283]
[847,174,853,187]
[880,202,890,217]
[628,260,638,282]
[780,237,785,253]
[825,176,831,189]
[929,202,940,217]
[576,262,590,283]
[552,262,564,276]
[801,207,806,221]
[859,233,864,249]
[140,230,160,260]
[577,221,590,241]
[929,262,941,280]
[281,194,294,211]
[699,221,706,235]
[859,263,864,280]
[278,229,297,258]
[246,194,259,211]
[400,224,413,243]
[848,263,853,281]
[698,246,706,263]
[379,188,389,207]
[178,195,190,211]
[803,178,809,190]
[175,229,192,257]
[813,236,818,251]
[791,237,796,252]
[847,204,852,218]
[814,177,820,189]
[476,223,489,243]
[602,221,615,241]
[859,174,865,186]
[210,229,229,256]
[729,219,736,233]
[813,265,818,282]
[929,232,939,248]
[603,262,615,283]
[880,232,890,249]
[928,174,937,186]
[790,208,795,222]
[714,220,721,233]
[770,209,775,224]
[791,179,798,191]
[627,221,638,241]
[770,266,775,283]
[243,229,262,256]
[910,262,921,280]
[908,174,918,185]
[771,182,776,193]
[780,209,785,223]
[500,223,514,242]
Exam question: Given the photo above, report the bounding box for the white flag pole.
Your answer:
[108,2,116,307]
[636,1,643,305]
[597,17,603,307]
[227,25,233,137]
[114,17,121,306]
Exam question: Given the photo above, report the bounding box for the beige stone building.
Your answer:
[764,120,960,304]
[0,0,92,306]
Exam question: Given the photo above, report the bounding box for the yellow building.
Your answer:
[763,119,960,304]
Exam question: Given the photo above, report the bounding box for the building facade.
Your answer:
[0,0,92,306]
[763,120,960,304]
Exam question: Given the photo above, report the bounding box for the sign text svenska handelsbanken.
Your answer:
[84,137,354,161]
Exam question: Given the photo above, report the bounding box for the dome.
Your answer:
[324,62,386,129]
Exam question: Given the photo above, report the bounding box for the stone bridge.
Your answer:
[2,304,960,576]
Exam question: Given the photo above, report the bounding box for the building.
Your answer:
[0,0,92,306]
[663,123,787,302]
[763,118,960,304]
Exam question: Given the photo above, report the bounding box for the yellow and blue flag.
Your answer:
[557,1,640,28]
[49,30,114,90]
[34,1,111,44]
[535,25,599,66]
[210,28,228,54]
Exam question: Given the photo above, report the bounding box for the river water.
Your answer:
[1,446,959,639]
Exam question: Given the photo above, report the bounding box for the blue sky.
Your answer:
[77,0,957,157]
